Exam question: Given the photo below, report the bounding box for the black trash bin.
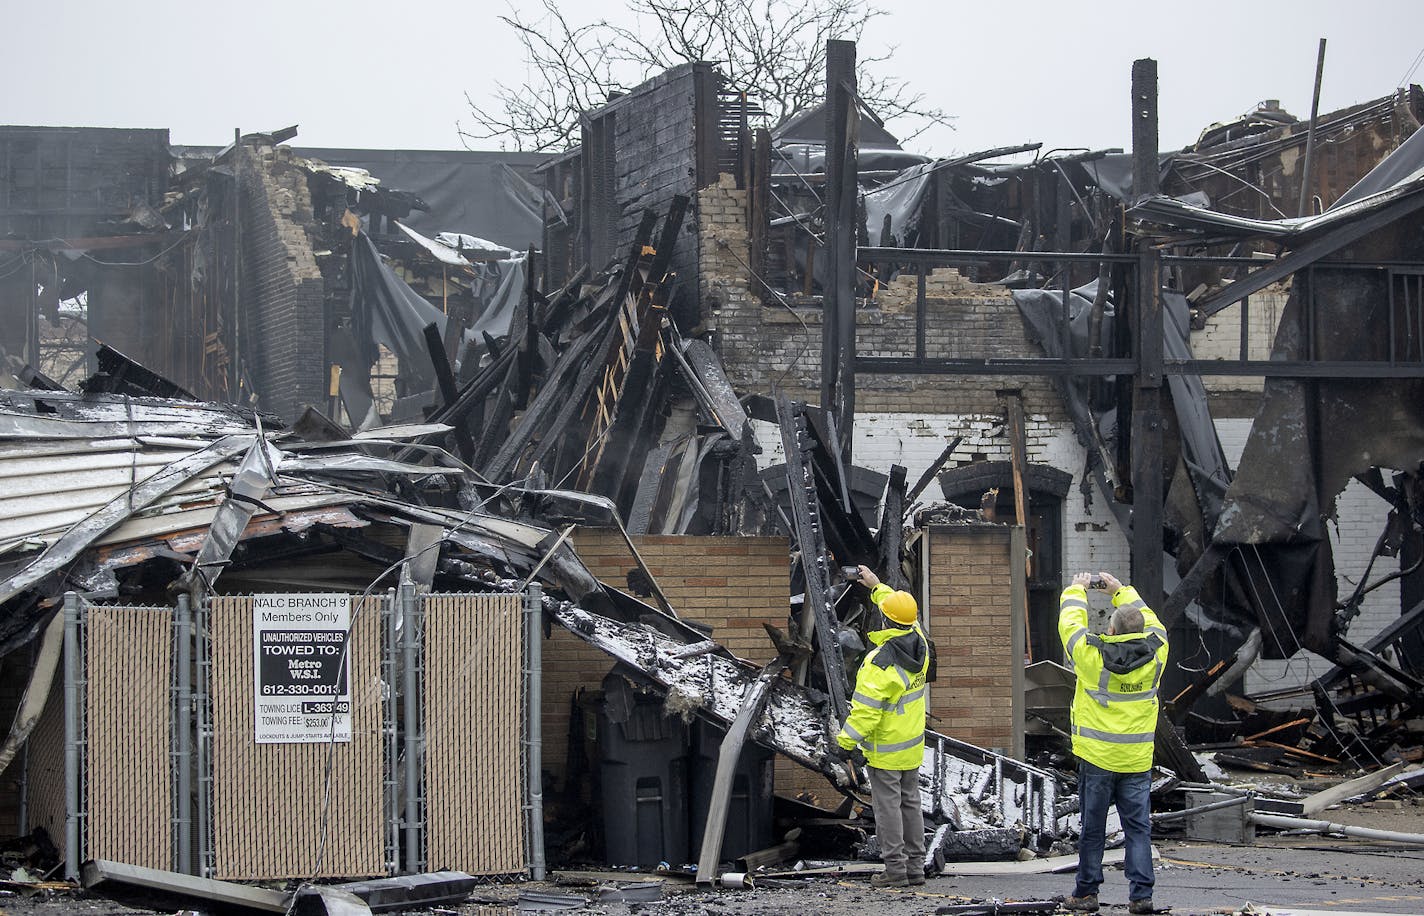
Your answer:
[689,718,775,864]
[597,674,690,867]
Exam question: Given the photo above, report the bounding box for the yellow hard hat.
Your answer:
[881,590,918,626]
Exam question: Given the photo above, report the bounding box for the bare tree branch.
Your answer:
[460,0,952,152]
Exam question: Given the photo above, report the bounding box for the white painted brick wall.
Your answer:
[755,411,1400,694]
[753,411,1131,627]
[1190,283,1290,396]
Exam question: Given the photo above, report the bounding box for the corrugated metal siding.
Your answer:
[85,605,172,869]
[210,596,384,879]
[423,594,526,875]
[0,445,233,548]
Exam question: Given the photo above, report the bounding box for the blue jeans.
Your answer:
[1075,760,1154,902]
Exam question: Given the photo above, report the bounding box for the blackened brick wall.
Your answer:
[237,144,326,421]
[698,180,1066,418]
[591,63,714,331]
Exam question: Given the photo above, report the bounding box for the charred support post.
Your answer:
[1010,527,1027,760]
[776,394,849,721]
[1298,39,1328,218]
[524,584,546,881]
[695,658,784,883]
[1130,58,1165,610]
[1002,391,1033,663]
[822,39,858,466]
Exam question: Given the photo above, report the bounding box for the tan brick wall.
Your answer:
[541,534,834,800]
[1191,280,1291,397]
[926,525,1017,752]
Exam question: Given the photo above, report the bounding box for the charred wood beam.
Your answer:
[82,344,199,401]
[482,327,606,481]
[647,195,689,287]
[674,339,752,442]
[518,247,539,409]
[822,39,858,467]
[1129,60,1165,610]
[1159,542,1225,629]
[776,394,849,722]
[750,129,772,306]
[422,322,475,461]
[906,436,962,504]
[538,264,591,335]
[876,465,908,590]
[1194,190,1424,318]
[1003,391,1034,660]
[587,312,666,505]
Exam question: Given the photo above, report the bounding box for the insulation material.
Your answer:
[85,605,172,869]
[210,596,384,879]
[422,593,526,875]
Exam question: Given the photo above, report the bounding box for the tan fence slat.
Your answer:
[85,605,172,869]
[25,664,66,858]
[210,596,383,879]
[423,593,525,875]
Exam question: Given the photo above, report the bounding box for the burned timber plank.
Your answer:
[776,393,849,721]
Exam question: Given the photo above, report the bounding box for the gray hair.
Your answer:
[1110,605,1145,635]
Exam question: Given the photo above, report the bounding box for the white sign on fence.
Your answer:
[252,594,352,744]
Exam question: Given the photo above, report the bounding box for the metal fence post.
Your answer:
[174,594,193,874]
[384,588,400,875]
[195,597,213,877]
[62,592,80,881]
[399,571,420,874]
[524,584,546,881]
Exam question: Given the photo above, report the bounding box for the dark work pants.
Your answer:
[869,765,925,878]
[1075,759,1154,902]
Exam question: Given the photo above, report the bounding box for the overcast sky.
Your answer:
[5,0,1422,159]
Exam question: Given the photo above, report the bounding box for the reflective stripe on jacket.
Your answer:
[836,583,930,770]
[1058,584,1169,773]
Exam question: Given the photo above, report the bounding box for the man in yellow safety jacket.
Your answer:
[1059,571,1169,915]
[832,564,930,888]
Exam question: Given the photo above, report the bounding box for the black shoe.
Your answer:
[1128,899,1154,915]
[1062,893,1099,913]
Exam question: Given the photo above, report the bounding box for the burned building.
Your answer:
[2,36,1424,902]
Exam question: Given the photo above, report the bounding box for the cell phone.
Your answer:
[1088,575,1108,590]
[842,566,862,581]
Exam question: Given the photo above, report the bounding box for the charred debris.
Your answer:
[3,42,1424,886]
